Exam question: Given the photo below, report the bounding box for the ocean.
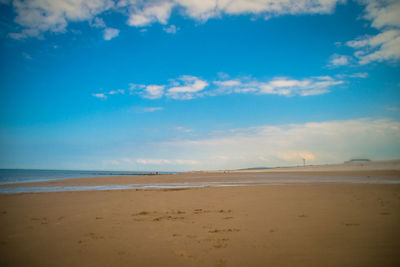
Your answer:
[0,169,170,185]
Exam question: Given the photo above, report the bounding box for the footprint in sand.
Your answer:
[174,250,197,260]
[132,211,150,216]
[218,209,232,213]
[344,223,360,226]
[86,232,104,240]
[153,215,185,222]
[213,238,229,249]
[31,217,49,224]
[209,228,240,233]
[193,209,205,214]
[153,216,165,222]
[167,210,186,215]
[132,211,152,221]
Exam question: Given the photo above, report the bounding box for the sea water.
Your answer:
[0,169,169,185]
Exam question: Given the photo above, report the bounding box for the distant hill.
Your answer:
[345,159,371,163]
[237,167,271,171]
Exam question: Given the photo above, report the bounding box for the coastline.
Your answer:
[1,160,399,194]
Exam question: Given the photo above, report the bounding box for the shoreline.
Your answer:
[1,167,399,194]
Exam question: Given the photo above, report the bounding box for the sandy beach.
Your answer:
[1,162,400,266]
[2,0,400,265]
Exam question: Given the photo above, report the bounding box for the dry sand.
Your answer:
[1,163,400,266]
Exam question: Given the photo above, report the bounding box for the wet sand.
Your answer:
[1,181,400,266]
[2,160,399,191]
[1,170,400,191]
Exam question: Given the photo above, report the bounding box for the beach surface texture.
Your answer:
[0,161,400,266]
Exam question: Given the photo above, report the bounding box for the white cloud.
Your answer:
[328,54,351,67]
[220,0,343,15]
[8,0,345,39]
[108,89,125,95]
[142,107,164,112]
[214,80,241,86]
[127,1,174,27]
[346,36,370,49]
[128,0,344,25]
[84,118,400,170]
[361,0,400,29]
[130,74,344,100]
[163,24,179,34]
[119,0,345,28]
[342,1,400,65]
[350,72,368,78]
[160,118,400,169]
[167,75,209,99]
[103,27,120,40]
[349,30,400,65]
[9,0,114,39]
[213,76,343,97]
[145,85,165,99]
[92,89,124,99]
[336,72,368,79]
[130,76,209,100]
[92,93,107,99]
[129,84,165,99]
[90,17,106,28]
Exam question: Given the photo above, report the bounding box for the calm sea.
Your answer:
[0,169,170,185]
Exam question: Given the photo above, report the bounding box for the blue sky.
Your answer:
[0,0,399,170]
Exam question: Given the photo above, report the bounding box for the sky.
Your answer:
[0,0,399,171]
